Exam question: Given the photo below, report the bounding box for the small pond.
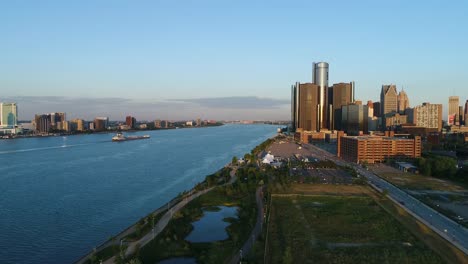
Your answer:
[185,206,238,243]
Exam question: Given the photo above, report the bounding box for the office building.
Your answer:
[34,114,51,133]
[448,96,459,125]
[397,89,410,114]
[458,106,464,126]
[407,103,443,131]
[338,133,421,164]
[329,82,354,130]
[126,116,136,129]
[465,100,468,125]
[94,117,109,131]
[313,62,329,130]
[0,102,18,134]
[381,85,398,117]
[367,101,374,118]
[373,102,381,117]
[294,82,320,131]
[71,119,85,131]
[385,113,408,128]
[449,96,459,116]
[341,103,368,136]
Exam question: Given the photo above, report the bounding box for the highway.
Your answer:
[303,143,468,256]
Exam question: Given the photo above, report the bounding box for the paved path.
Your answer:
[104,187,214,263]
[102,166,237,263]
[303,143,468,256]
[229,186,264,264]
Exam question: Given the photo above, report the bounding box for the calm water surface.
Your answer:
[0,124,276,264]
[185,206,238,243]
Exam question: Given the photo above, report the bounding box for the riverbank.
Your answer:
[77,135,278,264]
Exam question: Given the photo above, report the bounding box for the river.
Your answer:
[0,124,276,264]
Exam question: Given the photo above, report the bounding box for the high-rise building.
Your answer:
[341,103,368,136]
[313,62,329,130]
[397,89,410,114]
[373,102,381,117]
[34,114,51,133]
[448,96,459,126]
[126,116,136,128]
[448,96,459,116]
[71,119,85,131]
[380,85,398,117]
[328,82,354,130]
[367,101,374,118]
[458,106,464,126]
[50,112,66,130]
[94,117,109,131]
[407,103,443,131]
[0,102,18,134]
[464,100,468,126]
[297,83,320,131]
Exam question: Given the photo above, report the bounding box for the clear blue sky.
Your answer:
[1,0,467,120]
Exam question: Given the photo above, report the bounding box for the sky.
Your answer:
[1,0,468,120]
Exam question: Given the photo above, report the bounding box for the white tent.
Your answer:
[262,153,275,164]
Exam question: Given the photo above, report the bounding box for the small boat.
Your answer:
[112,132,150,142]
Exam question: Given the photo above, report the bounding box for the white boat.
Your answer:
[112,132,150,142]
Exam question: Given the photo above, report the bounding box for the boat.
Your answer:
[112,132,150,142]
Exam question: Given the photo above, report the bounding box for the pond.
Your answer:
[185,206,238,243]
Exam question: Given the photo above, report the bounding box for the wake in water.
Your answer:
[0,141,110,155]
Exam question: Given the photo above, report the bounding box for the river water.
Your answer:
[0,124,276,264]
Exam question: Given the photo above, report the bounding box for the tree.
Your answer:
[232,156,238,164]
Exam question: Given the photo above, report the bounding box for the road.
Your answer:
[302,143,468,256]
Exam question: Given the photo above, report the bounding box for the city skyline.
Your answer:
[1,1,468,120]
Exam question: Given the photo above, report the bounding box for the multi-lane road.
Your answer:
[302,143,468,256]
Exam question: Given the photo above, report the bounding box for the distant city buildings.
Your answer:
[126,116,137,129]
[397,89,410,114]
[448,96,459,126]
[0,102,18,134]
[380,84,398,118]
[291,62,355,133]
[407,103,443,131]
[94,117,109,131]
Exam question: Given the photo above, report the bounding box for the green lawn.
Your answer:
[265,195,444,264]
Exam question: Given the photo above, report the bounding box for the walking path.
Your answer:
[103,167,238,263]
[229,186,264,264]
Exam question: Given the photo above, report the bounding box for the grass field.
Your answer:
[265,194,445,263]
[370,165,464,191]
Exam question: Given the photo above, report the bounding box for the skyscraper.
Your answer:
[397,89,410,114]
[313,62,329,130]
[373,102,381,117]
[329,82,354,130]
[448,96,459,126]
[296,83,320,131]
[34,114,51,133]
[459,106,464,126]
[380,85,398,117]
[0,102,18,134]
